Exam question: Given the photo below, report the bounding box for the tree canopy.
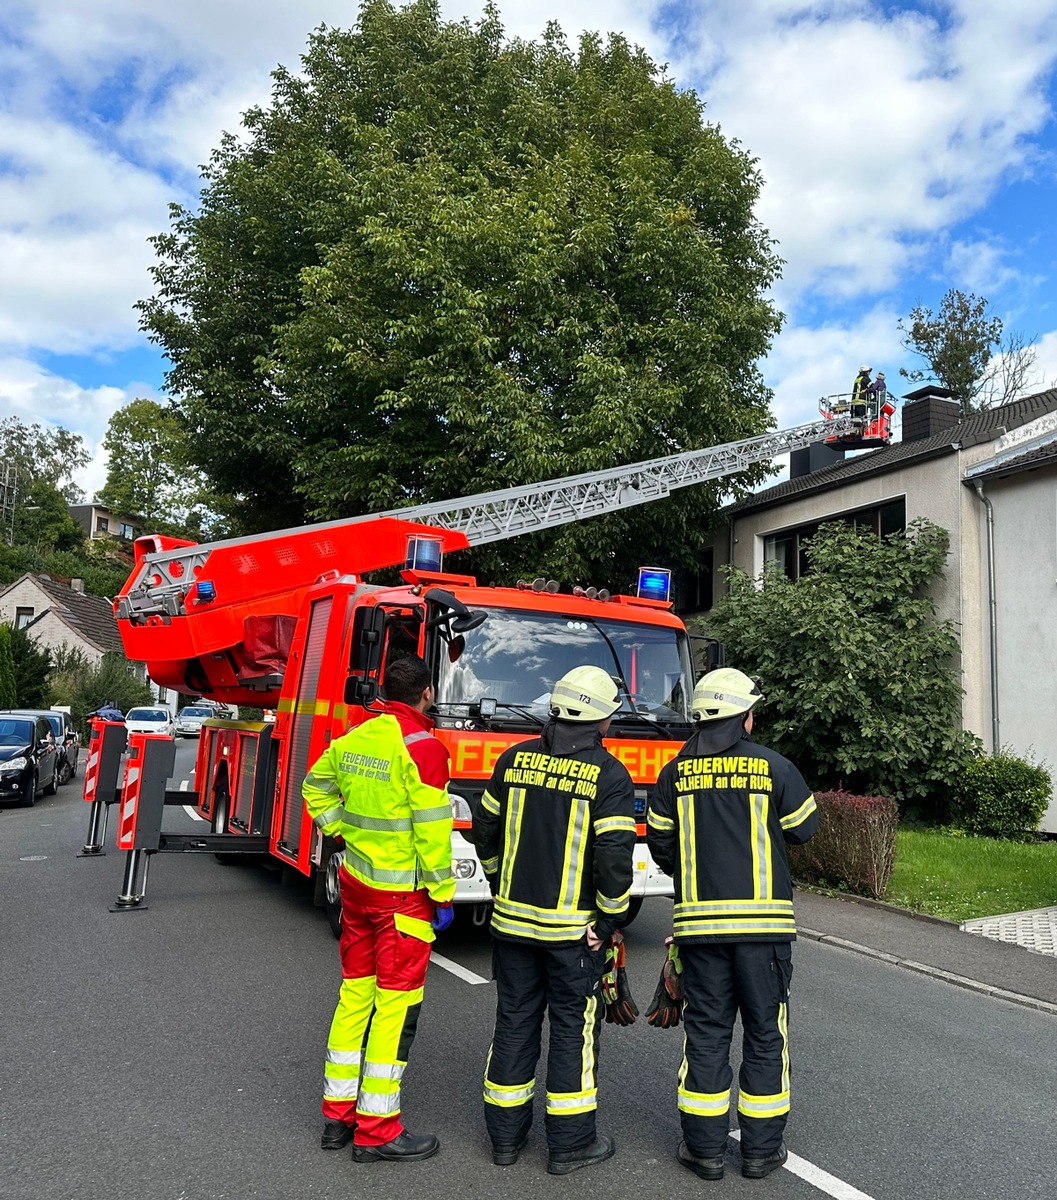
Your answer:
[898,289,1040,414]
[702,518,979,813]
[97,397,234,540]
[139,0,783,584]
[0,416,90,504]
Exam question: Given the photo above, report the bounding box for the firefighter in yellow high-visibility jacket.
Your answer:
[302,655,454,1163]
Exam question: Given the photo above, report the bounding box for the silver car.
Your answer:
[173,705,220,737]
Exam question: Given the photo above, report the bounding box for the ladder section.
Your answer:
[116,413,855,630]
[378,414,855,544]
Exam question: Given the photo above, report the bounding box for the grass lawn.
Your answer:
[885,827,1057,923]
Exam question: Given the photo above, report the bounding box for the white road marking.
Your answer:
[430,952,491,985]
[183,805,206,822]
[729,1131,876,1199]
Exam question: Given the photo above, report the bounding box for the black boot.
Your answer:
[321,1120,355,1150]
[547,1135,615,1176]
[741,1142,788,1179]
[677,1140,724,1180]
[352,1130,440,1163]
[492,1135,529,1166]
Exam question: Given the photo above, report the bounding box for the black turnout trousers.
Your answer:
[679,941,793,1158]
[484,938,605,1152]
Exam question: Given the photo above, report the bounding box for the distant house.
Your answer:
[0,572,146,681]
[699,385,1057,830]
[67,503,140,545]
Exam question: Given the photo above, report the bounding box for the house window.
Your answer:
[119,523,135,539]
[763,498,907,582]
[15,606,34,629]
[96,517,109,534]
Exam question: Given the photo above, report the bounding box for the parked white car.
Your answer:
[125,706,176,737]
[174,705,219,737]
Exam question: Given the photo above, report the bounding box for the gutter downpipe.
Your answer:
[971,478,1000,750]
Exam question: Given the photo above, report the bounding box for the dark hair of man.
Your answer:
[382,655,433,706]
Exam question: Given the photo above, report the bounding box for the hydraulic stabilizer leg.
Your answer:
[109,732,175,913]
[78,720,128,857]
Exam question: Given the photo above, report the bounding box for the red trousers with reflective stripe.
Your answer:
[322,869,434,1146]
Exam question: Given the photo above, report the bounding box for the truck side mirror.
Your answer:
[347,604,386,706]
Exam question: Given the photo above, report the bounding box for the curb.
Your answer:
[794,884,959,928]
[798,926,1057,1018]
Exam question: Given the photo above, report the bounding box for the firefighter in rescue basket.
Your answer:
[302,655,454,1163]
[646,668,818,1181]
[470,665,637,1174]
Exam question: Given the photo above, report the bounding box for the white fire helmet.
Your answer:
[859,364,872,372]
[550,666,622,722]
[691,668,764,722]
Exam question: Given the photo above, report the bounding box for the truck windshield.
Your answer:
[435,608,693,724]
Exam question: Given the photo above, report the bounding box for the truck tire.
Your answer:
[324,847,344,939]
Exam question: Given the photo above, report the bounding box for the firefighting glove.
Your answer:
[646,936,683,1029]
[431,903,454,933]
[601,931,639,1025]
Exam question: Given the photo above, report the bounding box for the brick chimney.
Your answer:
[902,385,961,442]
[70,578,85,593]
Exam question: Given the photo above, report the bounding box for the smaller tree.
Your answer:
[9,625,52,708]
[898,289,1040,414]
[702,518,979,813]
[0,416,90,503]
[0,625,17,708]
[48,652,154,738]
[12,479,85,554]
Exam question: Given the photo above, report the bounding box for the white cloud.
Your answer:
[0,357,161,496]
[675,1,1057,306]
[764,305,905,430]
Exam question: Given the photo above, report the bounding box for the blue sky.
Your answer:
[2,0,1057,498]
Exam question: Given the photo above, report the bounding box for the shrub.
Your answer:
[788,789,900,899]
[950,749,1052,839]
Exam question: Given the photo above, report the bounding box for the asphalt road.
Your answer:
[3,747,1057,1200]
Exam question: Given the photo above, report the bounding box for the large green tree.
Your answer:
[702,519,979,813]
[139,0,782,584]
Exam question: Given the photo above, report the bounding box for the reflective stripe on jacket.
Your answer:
[471,723,636,944]
[646,733,817,943]
[302,708,454,903]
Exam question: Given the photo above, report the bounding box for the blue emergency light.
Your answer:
[404,535,444,573]
[637,566,671,603]
[196,580,217,603]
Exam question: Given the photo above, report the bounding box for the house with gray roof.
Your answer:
[0,572,146,681]
[700,385,1057,829]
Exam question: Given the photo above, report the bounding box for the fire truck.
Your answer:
[112,406,890,928]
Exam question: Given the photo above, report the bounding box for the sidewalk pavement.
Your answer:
[794,888,1057,1016]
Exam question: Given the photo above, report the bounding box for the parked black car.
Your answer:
[6,709,81,784]
[0,714,60,806]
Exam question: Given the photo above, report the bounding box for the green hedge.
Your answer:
[950,749,1052,839]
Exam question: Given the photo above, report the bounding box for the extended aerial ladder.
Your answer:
[114,410,881,704]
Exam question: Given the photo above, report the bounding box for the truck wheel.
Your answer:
[324,848,344,939]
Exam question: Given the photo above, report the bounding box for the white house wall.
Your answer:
[708,446,1005,748]
[978,466,1057,830]
[0,579,106,666]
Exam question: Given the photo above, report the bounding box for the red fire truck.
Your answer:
[111,408,890,927]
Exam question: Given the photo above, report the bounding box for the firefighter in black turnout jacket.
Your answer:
[646,668,818,1182]
[471,666,636,1175]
